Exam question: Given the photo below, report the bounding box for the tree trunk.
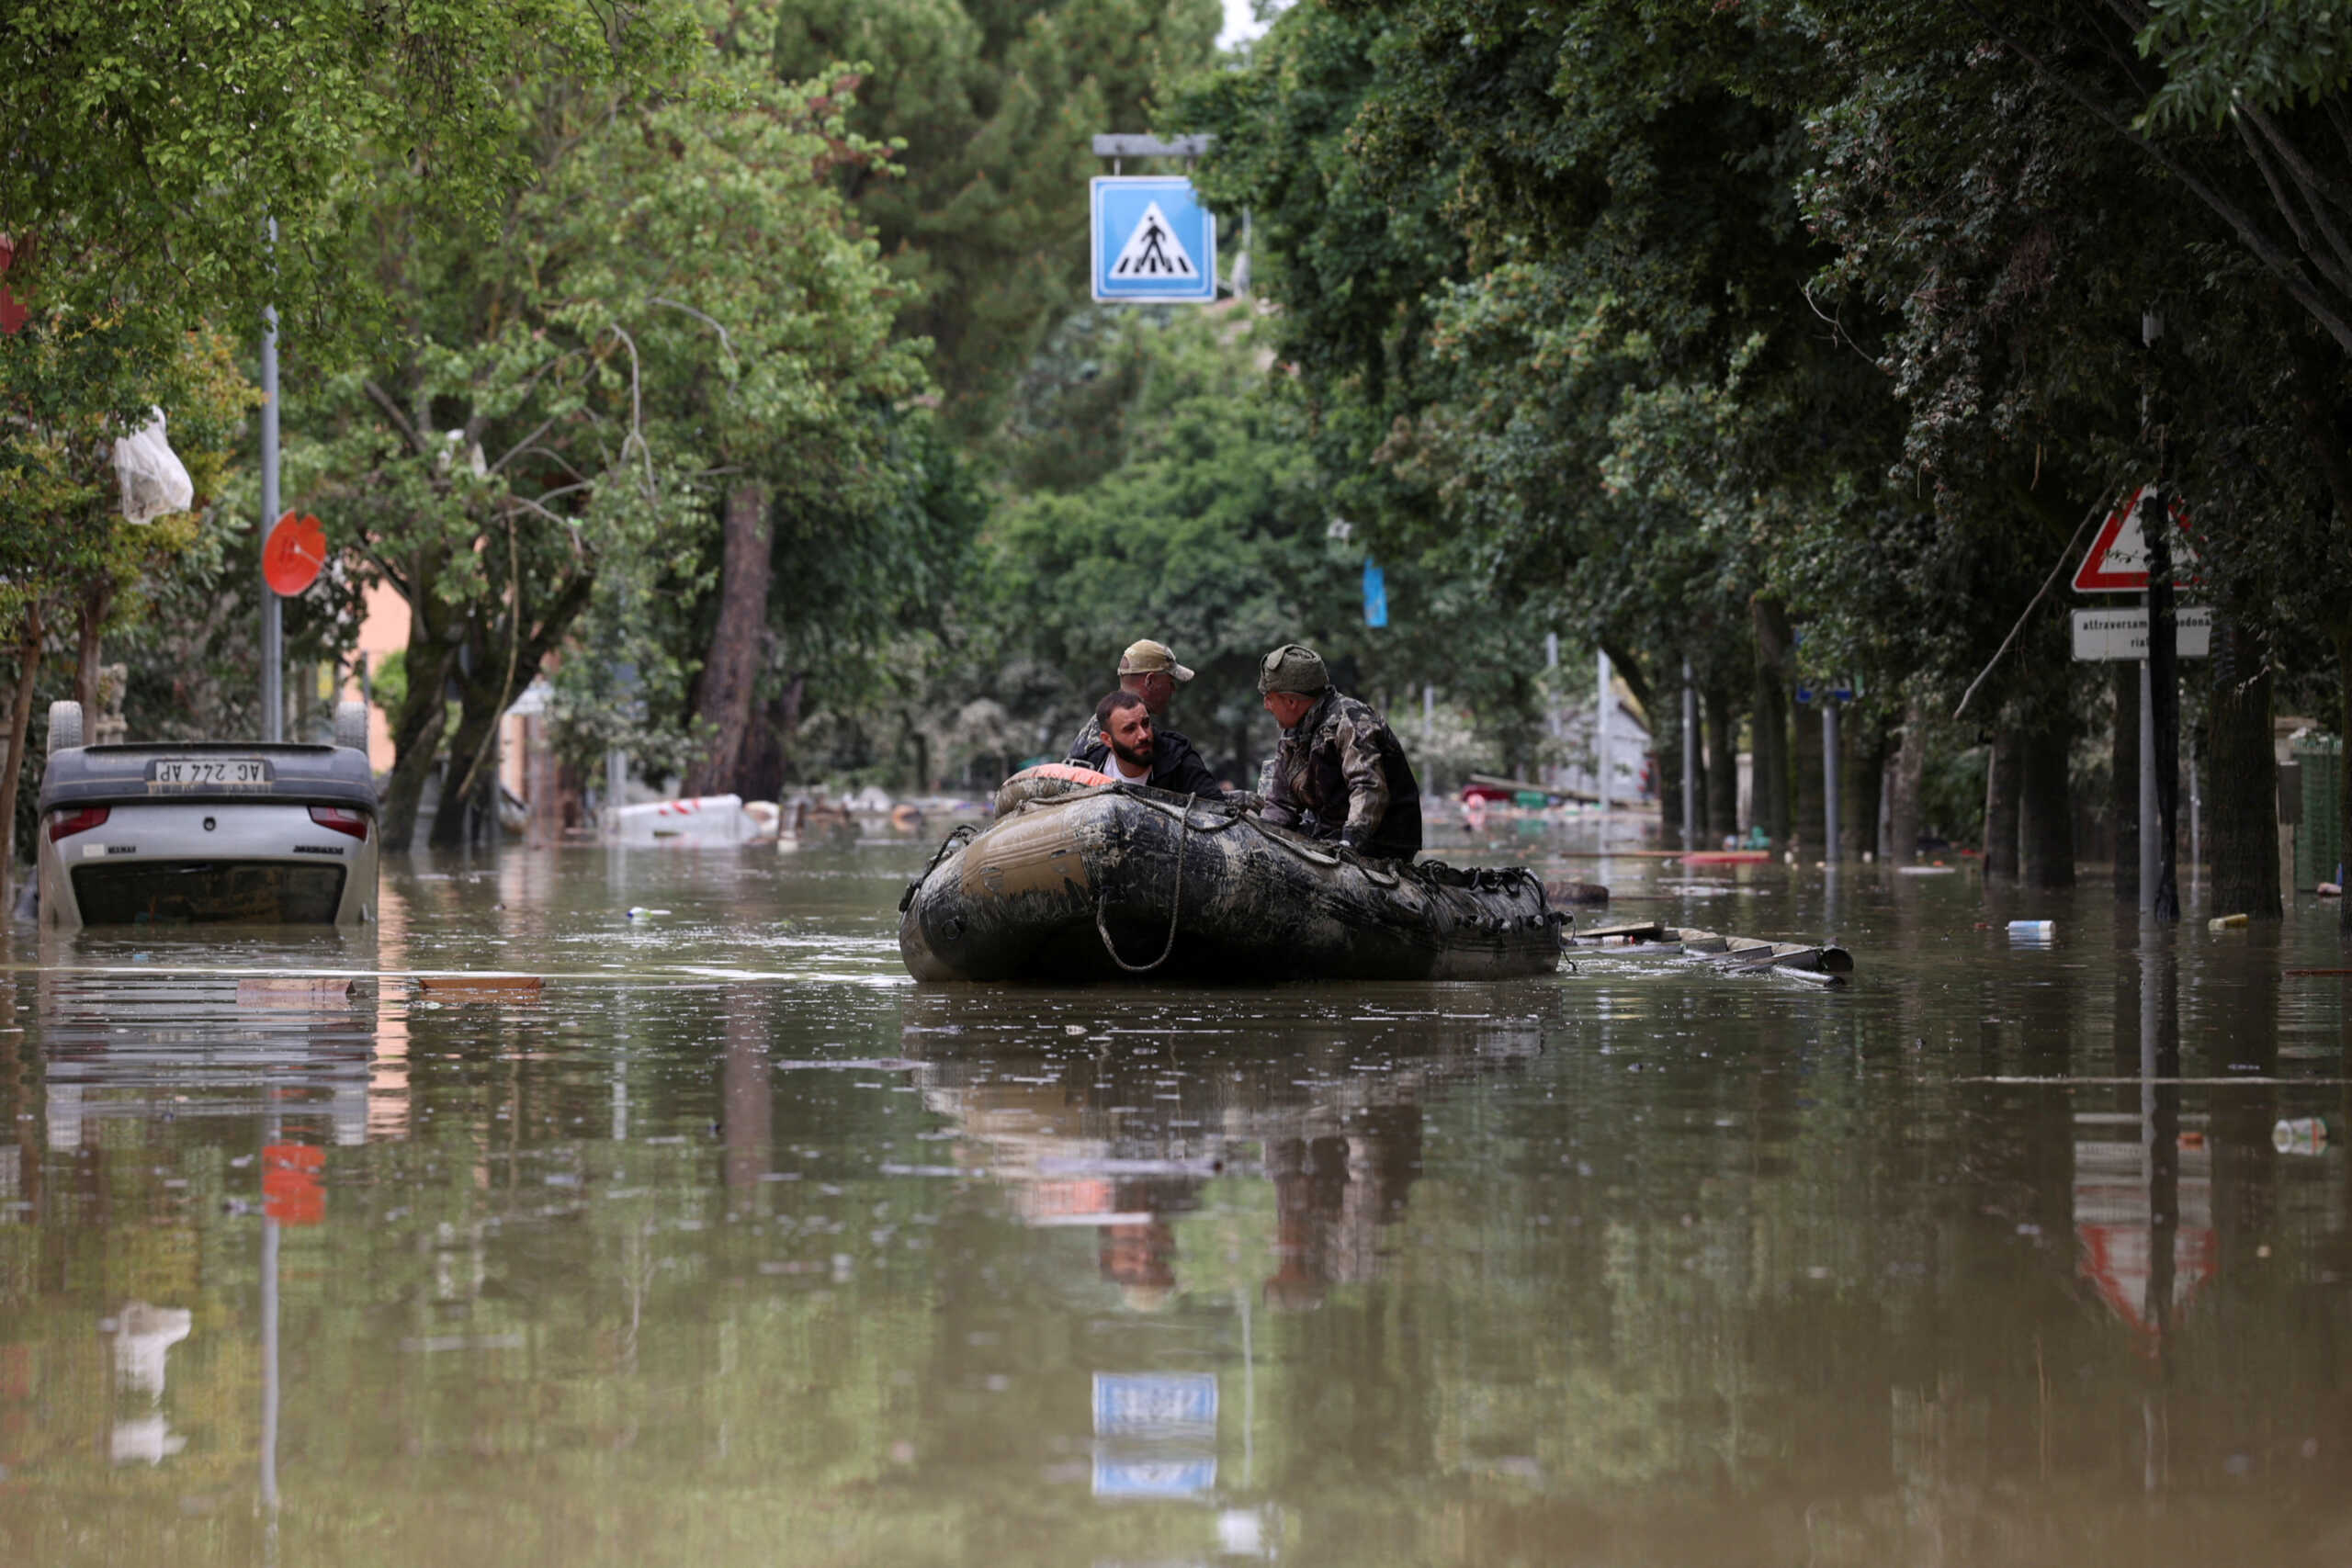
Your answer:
[2112,660,2139,903]
[0,608,43,881]
[2018,705,2076,889]
[682,480,773,798]
[1750,598,1792,846]
[1984,732,2021,880]
[1888,700,1926,864]
[738,672,804,805]
[429,662,506,850]
[1792,700,1825,860]
[73,585,107,719]
[2208,615,2281,919]
[2337,627,2352,934]
[1844,717,1885,861]
[1703,685,1738,840]
[1655,701,1683,846]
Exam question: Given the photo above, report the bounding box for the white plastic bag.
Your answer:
[112,407,194,525]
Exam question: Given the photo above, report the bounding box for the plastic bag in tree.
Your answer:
[112,407,194,525]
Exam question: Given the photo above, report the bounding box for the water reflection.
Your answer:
[1,851,2351,1565]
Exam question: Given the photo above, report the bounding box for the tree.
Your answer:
[302,22,918,848]
[0,0,695,342]
[772,0,1220,433]
[0,309,254,870]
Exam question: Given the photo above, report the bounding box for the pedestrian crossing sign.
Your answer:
[1091,176,1217,303]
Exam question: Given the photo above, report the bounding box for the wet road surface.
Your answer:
[6,833,2352,1565]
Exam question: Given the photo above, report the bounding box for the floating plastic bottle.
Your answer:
[2275,1117,2329,1156]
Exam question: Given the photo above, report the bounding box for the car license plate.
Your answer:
[147,758,273,788]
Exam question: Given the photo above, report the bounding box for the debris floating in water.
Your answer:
[2275,1117,2330,1156]
[625,907,673,920]
[2007,919,2055,941]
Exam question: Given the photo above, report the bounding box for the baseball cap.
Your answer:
[1118,639,1195,682]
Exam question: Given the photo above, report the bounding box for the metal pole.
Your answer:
[1595,650,1612,812]
[1820,699,1836,862]
[2188,732,2200,894]
[1680,660,1697,851]
[259,291,283,743]
[605,746,627,831]
[2139,651,2156,915]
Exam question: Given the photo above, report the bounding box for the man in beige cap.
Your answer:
[1064,640,1224,792]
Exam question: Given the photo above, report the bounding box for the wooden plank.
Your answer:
[416,974,545,1004]
[238,976,357,1009]
[1574,919,1668,942]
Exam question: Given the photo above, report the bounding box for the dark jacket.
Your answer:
[1067,720,1225,798]
[1263,689,1421,860]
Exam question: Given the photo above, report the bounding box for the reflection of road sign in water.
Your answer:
[1093,1371,1216,1437]
[1092,177,1217,303]
[1092,1372,1217,1499]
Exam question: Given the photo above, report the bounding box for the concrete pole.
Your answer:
[1595,649,1612,811]
[1680,660,1697,851]
[1822,699,1841,863]
[258,298,283,742]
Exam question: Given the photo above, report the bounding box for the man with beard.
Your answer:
[1068,690,1223,797]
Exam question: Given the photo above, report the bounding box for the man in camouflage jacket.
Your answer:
[1256,643,1422,862]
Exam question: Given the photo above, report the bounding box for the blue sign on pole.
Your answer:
[1091,177,1218,304]
[1363,558,1388,627]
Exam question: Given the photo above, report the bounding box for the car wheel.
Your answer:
[46,700,82,755]
[334,699,369,753]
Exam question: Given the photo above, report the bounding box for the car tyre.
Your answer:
[334,700,369,753]
[46,700,82,756]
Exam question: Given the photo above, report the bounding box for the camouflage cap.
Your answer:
[1257,643,1329,695]
[1118,638,1194,682]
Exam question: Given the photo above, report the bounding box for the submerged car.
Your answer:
[36,700,380,929]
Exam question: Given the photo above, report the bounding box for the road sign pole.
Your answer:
[2139,648,2156,915]
[2147,494,2181,920]
[259,298,283,743]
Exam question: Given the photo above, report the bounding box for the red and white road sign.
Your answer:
[2074,486,2194,593]
[263,510,327,596]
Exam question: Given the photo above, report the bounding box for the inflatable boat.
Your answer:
[897,770,1565,983]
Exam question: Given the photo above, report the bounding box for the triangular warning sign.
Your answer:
[1109,202,1198,280]
[2074,486,2198,593]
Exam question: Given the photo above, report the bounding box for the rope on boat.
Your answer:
[899,822,978,912]
[1094,793,1200,974]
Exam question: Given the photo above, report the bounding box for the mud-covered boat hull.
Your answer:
[898,787,1563,983]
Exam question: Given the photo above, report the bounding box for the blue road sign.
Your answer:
[1363,558,1388,627]
[1091,177,1218,303]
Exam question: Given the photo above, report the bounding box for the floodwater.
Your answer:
[6,826,2352,1566]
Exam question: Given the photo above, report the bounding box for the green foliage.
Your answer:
[773,0,1221,433]
[0,0,697,345]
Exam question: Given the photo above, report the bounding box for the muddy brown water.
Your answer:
[5,830,2352,1565]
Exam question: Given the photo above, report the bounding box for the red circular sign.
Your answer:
[264,511,327,596]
